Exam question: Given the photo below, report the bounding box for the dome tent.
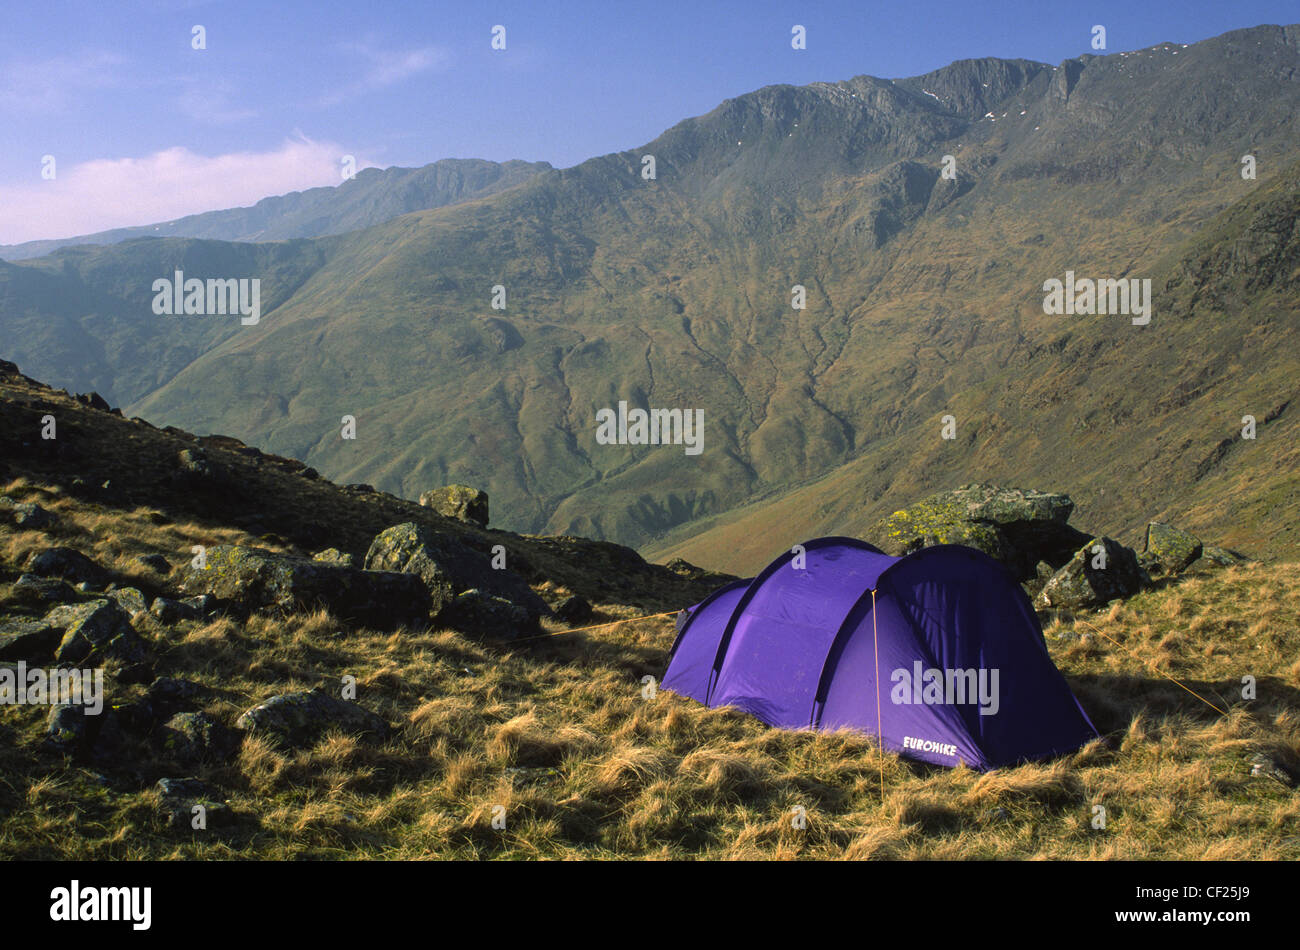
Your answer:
[662,537,1098,770]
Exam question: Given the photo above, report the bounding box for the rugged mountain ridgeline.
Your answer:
[2,24,1298,573]
[0,158,552,260]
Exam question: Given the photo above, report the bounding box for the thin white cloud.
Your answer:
[317,39,449,106]
[0,51,126,113]
[0,138,377,245]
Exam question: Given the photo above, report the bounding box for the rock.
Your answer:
[145,676,203,713]
[26,547,110,587]
[158,712,239,765]
[45,704,90,753]
[74,391,111,411]
[176,448,214,480]
[312,548,355,568]
[156,777,232,829]
[554,594,593,625]
[11,502,54,529]
[107,587,149,618]
[180,545,429,629]
[1143,522,1203,575]
[149,597,199,624]
[1022,559,1061,599]
[45,599,148,665]
[1199,545,1251,568]
[235,688,390,749]
[1034,538,1149,609]
[115,677,203,731]
[1248,752,1298,788]
[44,702,122,759]
[180,595,219,618]
[0,619,63,661]
[11,574,77,605]
[418,485,489,526]
[870,484,1089,581]
[664,558,717,581]
[439,589,534,637]
[364,523,546,625]
[135,553,172,574]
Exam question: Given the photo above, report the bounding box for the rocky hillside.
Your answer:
[0,359,727,616]
[1,363,1296,858]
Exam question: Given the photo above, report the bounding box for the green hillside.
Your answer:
[2,24,1298,571]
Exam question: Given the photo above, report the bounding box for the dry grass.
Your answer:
[1,482,1299,859]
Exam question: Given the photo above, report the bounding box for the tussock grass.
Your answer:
[1,491,1299,859]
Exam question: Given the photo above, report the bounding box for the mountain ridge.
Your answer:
[2,23,1298,573]
[0,158,553,261]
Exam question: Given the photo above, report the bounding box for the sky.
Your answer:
[0,0,1295,244]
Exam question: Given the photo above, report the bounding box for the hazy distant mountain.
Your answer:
[2,24,1298,570]
[0,158,552,260]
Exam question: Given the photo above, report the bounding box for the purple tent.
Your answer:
[662,537,1098,770]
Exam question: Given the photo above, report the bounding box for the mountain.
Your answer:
[0,158,552,261]
[1,24,1298,573]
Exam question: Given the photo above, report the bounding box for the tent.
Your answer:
[662,537,1098,770]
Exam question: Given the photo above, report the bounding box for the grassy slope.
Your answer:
[646,162,1300,574]
[1,477,1297,859]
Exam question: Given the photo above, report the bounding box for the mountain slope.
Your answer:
[2,24,1298,570]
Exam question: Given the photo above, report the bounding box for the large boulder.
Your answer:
[439,590,533,637]
[1142,522,1203,575]
[180,545,430,630]
[11,574,77,606]
[46,599,148,665]
[26,547,110,587]
[870,484,1089,581]
[418,485,489,526]
[1034,538,1149,609]
[235,688,390,749]
[0,619,63,661]
[364,523,545,628]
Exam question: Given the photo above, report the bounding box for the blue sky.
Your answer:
[1,0,1295,243]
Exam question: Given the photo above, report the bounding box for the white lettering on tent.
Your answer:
[890,661,1000,715]
[901,736,958,757]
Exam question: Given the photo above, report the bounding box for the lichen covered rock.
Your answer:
[46,599,148,665]
[364,523,545,625]
[418,485,489,526]
[870,484,1088,580]
[181,544,429,629]
[1143,522,1203,575]
[235,688,390,749]
[1034,537,1149,609]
